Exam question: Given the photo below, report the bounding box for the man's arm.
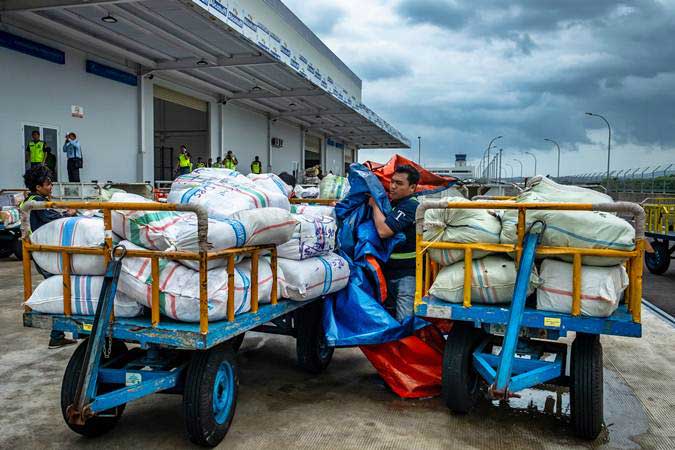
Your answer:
[369,197,395,239]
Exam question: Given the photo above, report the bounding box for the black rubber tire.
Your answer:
[441,323,485,413]
[13,238,23,261]
[0,245,13,258]
[571,333,604,440]
[183,344,238,447]
[230,333,245,353]
[645,240,670,275]
[295,301,334,374]
[60,339,128,437]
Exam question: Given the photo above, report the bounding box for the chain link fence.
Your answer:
[557,164,675,193]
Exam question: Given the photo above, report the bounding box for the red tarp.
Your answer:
[358,154,455,398]
[364,154,457,194]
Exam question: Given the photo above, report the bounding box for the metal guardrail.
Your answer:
[558,164,675,194]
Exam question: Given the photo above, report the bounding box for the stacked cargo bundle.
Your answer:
[426,177,636,316]
[25,169,350,322]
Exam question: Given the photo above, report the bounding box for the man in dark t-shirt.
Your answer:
[368,164,420,322]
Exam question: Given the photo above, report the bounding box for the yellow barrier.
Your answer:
[414,201,646,323]
[20,201,278,335]
[642,199,675,235]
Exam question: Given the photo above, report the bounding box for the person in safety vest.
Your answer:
[213,156,223,168]
[250,155,262,174]
[25,130,46,168]
[21,165,77,349]
[196,157,206,168]
[368,164,420,322]
[176,145,191,177]
[224,150,238,170]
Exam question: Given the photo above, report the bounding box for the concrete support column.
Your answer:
[321,136,327,174]
[137,75,154,182]
[208,100,220,161]
[218,102,224,159]
[266,115,272,172]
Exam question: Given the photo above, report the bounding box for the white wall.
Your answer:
[270,120,302,177]
[0,33,138,188]
[222,103,268,172]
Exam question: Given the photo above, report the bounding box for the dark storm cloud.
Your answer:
[387,0,675,153]
[352,56,413,81]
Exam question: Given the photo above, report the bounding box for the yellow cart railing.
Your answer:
[290,198,336,205]
[20,201,278,335]
[642,198,675,235]
[414,201,646,323]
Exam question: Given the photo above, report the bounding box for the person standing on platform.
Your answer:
[213,156,223,168]
[176,145,191,177]
[207,158,213,168]
[63,132,82,182]
[250,155,262,174]
[26,130,46,168]
[44,147,57,179]
[196,157,206,168]
[224,150,238,170]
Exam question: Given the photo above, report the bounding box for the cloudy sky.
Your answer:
[283,0,675,177]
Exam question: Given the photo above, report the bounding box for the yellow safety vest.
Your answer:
[212,162,222,168]
[178,153,191,168]
[251,161,262,174]
[196,162,206,168]
[28,141,45,163]
[224,158,237,170]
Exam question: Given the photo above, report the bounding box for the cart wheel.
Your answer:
[295,301,333,374]
[571,333,603,440]
[13,238,23,261]
[61,339,128,437]
[645,240,670,275]
[183,343,238,447]
[441,322,485,413]
[230,332,245,352]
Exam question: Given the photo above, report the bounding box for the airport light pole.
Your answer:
[513,158,524,179]
[585,112,611,186]
[544,138,561,178]
[481,135,503,182]
[524,151,537,177]
[417,136,422,165]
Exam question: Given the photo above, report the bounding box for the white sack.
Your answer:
[290,204,336,219]
[247,173,292,198]
[536,259,628,317]
[25,275,143,317]
[429,255,537,304]
[424,197,502,265]
[293,185,319,199]
[500,178,635,266]
[117,241,273,322]
[277,214,336,260]
[278,253,350,301]
[319,174,350,199]
[31,217,106,275]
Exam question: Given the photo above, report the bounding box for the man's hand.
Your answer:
[66,209,77,216]
[368,196,377,208]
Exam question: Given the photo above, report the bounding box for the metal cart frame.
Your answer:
[642,197,675,274]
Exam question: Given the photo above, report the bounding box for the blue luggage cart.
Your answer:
[413,199,645,440]
[20,201,333,447]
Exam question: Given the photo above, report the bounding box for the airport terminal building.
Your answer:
[0,0,408,188]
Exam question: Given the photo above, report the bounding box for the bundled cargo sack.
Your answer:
[25,275,143,317]
[247,173,292,198]
[429,255,537,304]
[290,204,335,219]
[31,216,106,275]
[169,167,249,194]
[424,197,502,265]
[293,185,319,199]
[168,178,290,219]
[500,178,635,266]
[537,259,628,317]
[319,174,350,199]
[278,253,350,301]
[277,214,336,260]
[117,241,273,322]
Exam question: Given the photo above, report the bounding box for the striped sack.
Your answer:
[31,216,106,275]
[278,252,350,301]
[247,173,292,198]
[117,240,274,322]
[290,204,336,219]
[25,275,142,317]
[277,214,337,260]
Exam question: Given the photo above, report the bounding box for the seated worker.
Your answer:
[22,165,77,349]
[368,164,420,322]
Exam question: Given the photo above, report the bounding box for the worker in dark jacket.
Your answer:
[368,164,420,322]
[22,165,77,348]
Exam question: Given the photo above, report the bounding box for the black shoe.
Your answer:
[48,337,77,349]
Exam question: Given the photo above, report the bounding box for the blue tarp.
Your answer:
[323,163,429,347]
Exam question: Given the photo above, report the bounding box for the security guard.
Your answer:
[368,164,420,322]
[176,145,192,176]
[26,130,46,168]
[224,150,238,170]
[196,157,206,168]
[213,156,223,168]
[250,155,262,174]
